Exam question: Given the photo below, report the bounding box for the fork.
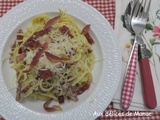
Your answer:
[121,0,157,110]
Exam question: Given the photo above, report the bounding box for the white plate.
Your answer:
[0,0,122,119]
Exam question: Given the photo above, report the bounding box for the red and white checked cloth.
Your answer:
[0,0,160,120]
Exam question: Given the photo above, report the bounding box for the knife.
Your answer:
[137,35,157,109]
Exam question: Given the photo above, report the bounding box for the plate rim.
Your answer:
[0,0,122,119]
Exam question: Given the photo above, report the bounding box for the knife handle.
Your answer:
[139,44,157,109]
[121,42,138,110]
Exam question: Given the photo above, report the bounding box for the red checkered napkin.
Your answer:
[82,0,115,27]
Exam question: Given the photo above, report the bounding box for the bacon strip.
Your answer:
[18,47,23,54]
[84,33,94,45]
[45,51,70,63]
[38,69,53,81]
[10,42,16,52]
[66,86,78,102]
[44,16,60,29]
[58,95,64,104]
[21,84,32,93]
[59,25,69,34]
[25,40,40,50]
[81,24,90,35]
[26,37,52,72]
[16,83,22,101]
[24,16,59,49]
[34,29,48,38]
[43,99,62,112]
[76,83,90,95]
[17,35,23,40]
[11,29,24,52]
[59,25,74,38]
[60,83,78,102]
[25,24,52,48]
[17,29,24,40]
[16,53,27,62]
[25,28,49,49]
[23,16,59,52]
[81,24,94,45]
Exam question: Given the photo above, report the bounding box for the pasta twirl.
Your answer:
[9,10,95,112]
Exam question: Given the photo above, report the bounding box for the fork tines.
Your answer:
[133,0,151,18]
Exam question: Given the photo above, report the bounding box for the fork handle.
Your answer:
[121,42,138,110]
[139,44,157,109]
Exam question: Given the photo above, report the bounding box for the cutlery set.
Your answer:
[121,0,157,110]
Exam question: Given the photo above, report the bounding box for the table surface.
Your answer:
[0,0,160,120]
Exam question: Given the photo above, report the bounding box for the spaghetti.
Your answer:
[9,10,95,112]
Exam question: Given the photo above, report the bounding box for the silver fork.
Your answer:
[121,0,157,110]
[132,0,150,36]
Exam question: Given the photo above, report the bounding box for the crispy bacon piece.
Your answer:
[81,24,90,35]
[59,25,74,38]
[18,47,23,54]
[58,95,64,104]
[87,49,93,53]
[68,32,74,38]
[25,40,40,50]
[11,30,24,52]
[81,24,94,45]
[43,99,62,112]
[34,29,48,37]
[17,34,23,40]
[59,25,69,34]
[76,83,90,95]
[66,86,78,102]
[16,53,27,62]
[25,16,58,46]
[23,16,61,50]
[21,84,32,93]
[24,27,51,50]
[84,33,94,45]
[16,83,22,101]
[17,35,23,40]
[61,83,78,102]
[10,42,16,52]
[17,29,24,40]
[44,15,60,29]
[25,16,59,44]
[25,28,49,49]
[45,52,70,63]
[38,69,53,81]
[26,37,52,72]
